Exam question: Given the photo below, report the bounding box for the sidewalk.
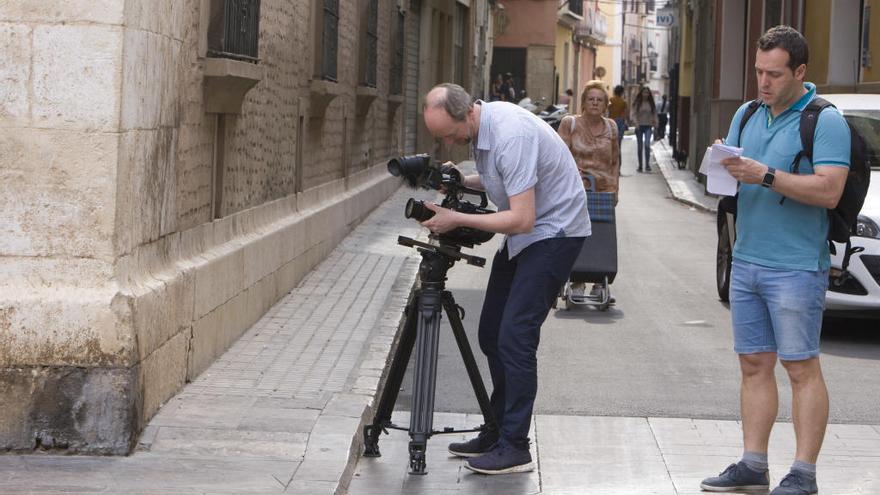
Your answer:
[347,413,880,495]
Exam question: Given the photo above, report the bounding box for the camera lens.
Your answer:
[387,154,430,188]
[387,158,403,177]
[405,199,435,222]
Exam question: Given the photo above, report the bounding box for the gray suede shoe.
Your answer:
[770,470,818,495]
[700,461,770,492]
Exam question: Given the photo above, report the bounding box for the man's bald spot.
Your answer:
[424,86,448,111]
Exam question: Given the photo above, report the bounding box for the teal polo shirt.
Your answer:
[725,82,851,271]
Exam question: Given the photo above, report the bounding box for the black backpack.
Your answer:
[737,97,872,272]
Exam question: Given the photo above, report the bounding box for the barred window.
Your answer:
[453,4,467,86]
[207,0,261,61]
[319,0,339,81]
[390,8,405,95]
[568,0,584,17]
[360,0,379,87]
[862,6,871,68]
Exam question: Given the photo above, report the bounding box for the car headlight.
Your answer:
[855,214,880,239]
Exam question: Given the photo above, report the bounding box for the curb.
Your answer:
[328,257,421,494]
[652,139,718,214]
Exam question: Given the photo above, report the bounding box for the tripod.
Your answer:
[363,236,498,475]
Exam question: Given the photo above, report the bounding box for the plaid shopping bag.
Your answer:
[586,191,615,223]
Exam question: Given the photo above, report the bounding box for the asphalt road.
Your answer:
[391,136,880,425]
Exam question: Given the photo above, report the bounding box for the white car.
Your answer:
[822,94,880,317]
[715,94,880,319]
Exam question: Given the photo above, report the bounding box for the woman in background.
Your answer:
[630,86,658,173]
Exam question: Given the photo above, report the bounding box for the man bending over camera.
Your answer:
[420,83,589,475]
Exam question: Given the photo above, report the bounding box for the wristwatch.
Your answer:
[761,167,776,188]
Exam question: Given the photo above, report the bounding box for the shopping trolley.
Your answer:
[558,176,618,311]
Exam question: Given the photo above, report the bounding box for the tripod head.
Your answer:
[397,236,486,267]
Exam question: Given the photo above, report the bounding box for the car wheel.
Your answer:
[717,221,732,302]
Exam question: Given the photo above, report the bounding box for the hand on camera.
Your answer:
[438,161,458,193]
[420,203,459,233]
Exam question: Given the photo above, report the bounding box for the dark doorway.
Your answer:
[491,47,527,100]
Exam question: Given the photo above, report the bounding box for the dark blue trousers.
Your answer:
[478,236,585,450]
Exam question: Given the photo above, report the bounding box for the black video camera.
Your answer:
[388,154,495,248]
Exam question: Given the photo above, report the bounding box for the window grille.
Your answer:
[454,4,467,85]
[363,0,378,87]
[862,6,872,68]
[322,0,339,81]
[568,0,584,17]
[390,9,405,95]
[208,0,261,62]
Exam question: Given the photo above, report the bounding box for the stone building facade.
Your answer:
[0,0,492,454]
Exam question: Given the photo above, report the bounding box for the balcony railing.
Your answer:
[575,7,607,45]
[207,0,261,62]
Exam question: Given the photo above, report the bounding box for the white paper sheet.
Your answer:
[698,143,743,196]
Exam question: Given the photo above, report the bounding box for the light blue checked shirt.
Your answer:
[473,101,590,258]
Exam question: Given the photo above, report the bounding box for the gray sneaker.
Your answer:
[770,470,818,495]
[700,461,770,492]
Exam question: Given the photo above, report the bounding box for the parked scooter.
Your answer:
[516,91,545,114]
[539,103,568,130]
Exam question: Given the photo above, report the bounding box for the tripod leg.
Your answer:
[363,290,420,457]
[408,286,443,475]
[443,292,498,437]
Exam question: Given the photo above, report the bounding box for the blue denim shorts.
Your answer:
[730,259,828,361]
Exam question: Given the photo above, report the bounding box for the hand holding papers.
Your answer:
[699,143,743,196]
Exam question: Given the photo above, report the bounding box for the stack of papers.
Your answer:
[698,143,743,196]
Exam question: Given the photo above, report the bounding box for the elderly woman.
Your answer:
[557,80,620,297]
[558,80,620,202]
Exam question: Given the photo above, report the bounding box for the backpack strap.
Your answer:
[736,99,762,146]
[792,96,834,174]
[777,97,835,205]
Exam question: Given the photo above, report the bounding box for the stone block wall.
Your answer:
[0,0,405,453]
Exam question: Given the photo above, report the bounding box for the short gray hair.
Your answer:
[425,83,473,122]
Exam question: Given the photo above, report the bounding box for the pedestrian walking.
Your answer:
[655,94,669,140]
[557,80,619,299]
[607,85,628,162]
[699,25,851,495]
[419,83,589,475]
[630,86,658,172]
[500,73,516,102]
[558,88,573,106]
[490,73,504,102]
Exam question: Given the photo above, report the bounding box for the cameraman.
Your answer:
[420,83,589,475]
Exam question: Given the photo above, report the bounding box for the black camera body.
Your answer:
[388,155,495,248]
